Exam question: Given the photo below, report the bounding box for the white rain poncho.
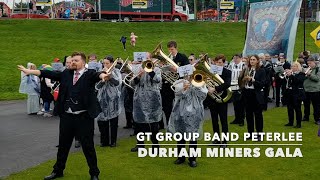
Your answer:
[19,74,40,95]
[96,68,122,121]
[19,63,41,114]
[132,67,162,123]
[167,79,208,134]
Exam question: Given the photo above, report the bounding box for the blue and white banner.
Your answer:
[243,0,302,62]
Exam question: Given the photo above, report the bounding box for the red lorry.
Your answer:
[100,0,190,22]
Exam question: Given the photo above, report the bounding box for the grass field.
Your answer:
[0,20,320,100]
[5,106,320,179]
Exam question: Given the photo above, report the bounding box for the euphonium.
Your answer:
[95,58,119,90]
[150,42,179,84]
[192,55,233,103]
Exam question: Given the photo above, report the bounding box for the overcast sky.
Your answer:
[3,0,66,9]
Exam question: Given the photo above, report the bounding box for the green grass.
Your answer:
[0,20,320,100]
[5,107,320,179]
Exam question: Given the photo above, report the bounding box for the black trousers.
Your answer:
[263,85,270,110]
[177,140,197,161]
[209,103,228,141]
[53,112,99,176]
[276,82,286,106]
[304,92,320,122]
[122,42,126,50]
[232,90,245,124]
[286,90,302,126]
[243,89,263,134]
[125,111,133,128]
[97,117,118,145]
[136,122,159,147]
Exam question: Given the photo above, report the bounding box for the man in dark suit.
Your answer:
[207,54,231,148]
[159,41,189,129]
[18,52,110,180]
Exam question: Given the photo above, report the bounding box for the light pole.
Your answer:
[119,0,121,21]
[241,0,245,20]
[194,0,197,21]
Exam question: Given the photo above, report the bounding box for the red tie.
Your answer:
[73,72,80,85]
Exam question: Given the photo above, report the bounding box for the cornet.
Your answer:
[305,66,312,76]
[279,70,292,79]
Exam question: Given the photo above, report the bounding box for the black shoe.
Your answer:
[245,136,252,141]
[294,125,301,128]
[123,126,132,129]
[91,175,99,180]
[75,140,81,148]
[131,146,143,152]
[100,143,108,147]
[44,172,63,180]
[211,140,220,146]
[188,161,197,167]
[230,120,239,124]
[174,158,185,164]
[257,136,262,142]
[239,123,244,126]
[220,141,227,148]
[110,143,116,147]
[284,123,293,126]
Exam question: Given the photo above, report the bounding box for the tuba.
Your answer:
[192,55,233,103]
[95,58,118,90]
[150,42,179,84]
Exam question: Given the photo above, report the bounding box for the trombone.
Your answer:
[122,59,157,90]
[95,58,119,90]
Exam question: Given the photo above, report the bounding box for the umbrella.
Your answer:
[38,64,53,71]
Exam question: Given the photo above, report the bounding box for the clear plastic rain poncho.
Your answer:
[132,66,162,123]
[167,79,208,134]
[19,63,40,96]
[96,68,122,121]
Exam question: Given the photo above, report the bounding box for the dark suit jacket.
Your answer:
[239,67,266,105]
[161,52,189,107]
[173,52,189,66]
[287,72,306,101]
[40,69,102,118]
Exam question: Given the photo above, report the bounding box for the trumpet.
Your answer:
[95,58,119,90]
[279,69,292,79]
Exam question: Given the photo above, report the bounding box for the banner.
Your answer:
[243,0,302,62]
